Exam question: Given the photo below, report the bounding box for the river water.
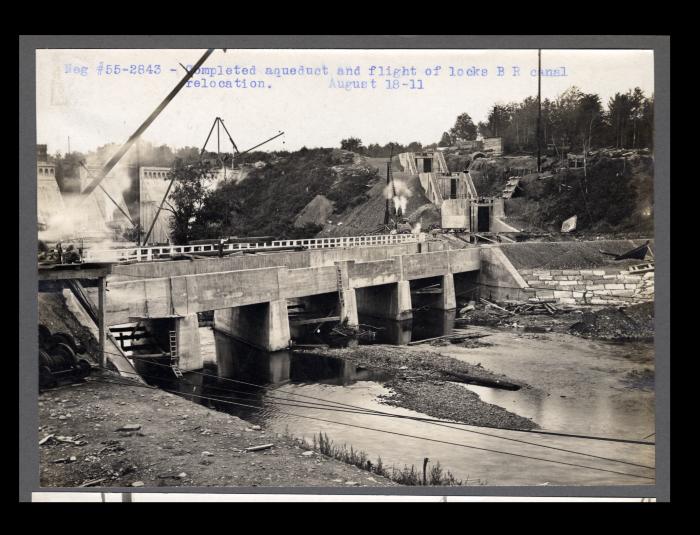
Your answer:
[167,314,655,487]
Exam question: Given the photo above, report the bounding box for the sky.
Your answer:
[36,49,654,155]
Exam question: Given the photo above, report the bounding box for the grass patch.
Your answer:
[306,432,484,486]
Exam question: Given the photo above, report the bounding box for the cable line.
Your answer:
[87,364,657,473]
[129,357,655,446]
[158,388,656,481]
[82,366,656,472]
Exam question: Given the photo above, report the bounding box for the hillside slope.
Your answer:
[198,148,379,239]
[197,146,653,241]
[465,151,653,235]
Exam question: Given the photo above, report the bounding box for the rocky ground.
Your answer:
[39,372,396,488]
[298,344,537,430]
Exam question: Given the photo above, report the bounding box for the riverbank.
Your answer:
[297,344,538,430]
[39,372,397,488]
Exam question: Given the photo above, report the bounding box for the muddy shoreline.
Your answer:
[298,344,538,430]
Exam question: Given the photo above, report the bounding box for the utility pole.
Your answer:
[136,139,141,245]
[537,48,542,173]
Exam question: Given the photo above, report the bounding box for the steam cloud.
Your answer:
[39,163,135,248]
[383,179,411,216]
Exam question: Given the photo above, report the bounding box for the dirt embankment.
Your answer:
[39,373,396,488]
[298,345,537,430]
[498,239,654,270]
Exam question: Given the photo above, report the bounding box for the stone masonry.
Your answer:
[519,267,654,306]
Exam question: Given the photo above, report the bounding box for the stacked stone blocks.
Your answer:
[519,268,654,306]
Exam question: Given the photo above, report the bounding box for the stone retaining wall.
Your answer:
[519,267,654,305]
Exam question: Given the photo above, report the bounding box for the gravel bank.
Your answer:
[298,345,537,430]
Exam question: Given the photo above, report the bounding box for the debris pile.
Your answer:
[568,302,654,340]
[458,297,562,321]
[504,299,561,315]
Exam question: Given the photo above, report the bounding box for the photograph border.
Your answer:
[19,34,670,502]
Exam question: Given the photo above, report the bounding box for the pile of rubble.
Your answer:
[568,302,654,340]
[459,298,564,318]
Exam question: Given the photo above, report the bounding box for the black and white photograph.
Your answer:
[21,37,669,502]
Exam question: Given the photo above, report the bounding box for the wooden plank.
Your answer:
[245,444,274,452]
[480,298,514,314]
[289,316,340,326]
[98,277,106,368]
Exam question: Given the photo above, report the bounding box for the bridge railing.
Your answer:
[82,233,420,263]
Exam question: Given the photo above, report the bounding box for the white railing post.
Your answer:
[81,231,422,264]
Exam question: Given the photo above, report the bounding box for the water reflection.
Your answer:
[148,320,656,486]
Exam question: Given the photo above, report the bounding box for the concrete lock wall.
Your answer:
[519,268,654,305]
[441,199,469,229]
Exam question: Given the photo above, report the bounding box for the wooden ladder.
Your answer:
[336,266,345,307]
[168,330,183,378]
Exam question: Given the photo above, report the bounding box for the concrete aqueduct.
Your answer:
[102,237,509,372]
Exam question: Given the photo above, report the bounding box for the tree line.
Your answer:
[340,138,431,158]
[439,86,654,154]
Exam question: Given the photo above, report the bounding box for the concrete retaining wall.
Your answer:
[520,267,654,305]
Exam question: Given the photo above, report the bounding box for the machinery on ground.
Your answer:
[38,325,92,389]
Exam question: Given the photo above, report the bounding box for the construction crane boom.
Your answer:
[78,48,215,202]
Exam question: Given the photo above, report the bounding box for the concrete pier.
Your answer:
[214,299,291,352]
[356,281,413,321]
[175,314,202,371]
[338,289,359,326]
[438,274,457,310]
